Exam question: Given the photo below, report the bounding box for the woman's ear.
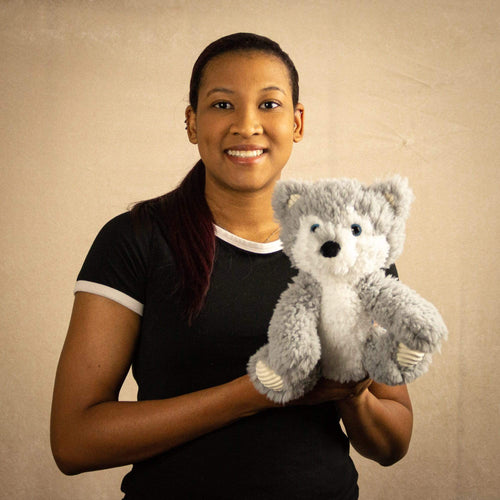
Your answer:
[185,106,198,144]
[293,103,305,143]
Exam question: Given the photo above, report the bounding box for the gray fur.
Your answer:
[248,176,447,403]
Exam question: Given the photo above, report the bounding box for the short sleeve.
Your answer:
[74,212,149,316]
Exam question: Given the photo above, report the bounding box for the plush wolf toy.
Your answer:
[248,176,447,404]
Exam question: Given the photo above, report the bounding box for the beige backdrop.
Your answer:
[1,1,499,498]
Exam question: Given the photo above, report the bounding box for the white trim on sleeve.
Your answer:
[74,280,144,316]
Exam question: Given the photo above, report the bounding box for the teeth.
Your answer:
[227,149,264,158]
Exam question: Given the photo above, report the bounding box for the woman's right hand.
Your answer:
[291,377,373,406]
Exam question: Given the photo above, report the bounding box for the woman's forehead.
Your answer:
[199,51,292,95]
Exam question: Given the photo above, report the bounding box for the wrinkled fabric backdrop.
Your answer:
[1,1,498,498]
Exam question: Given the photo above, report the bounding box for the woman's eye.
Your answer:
[213,102,233,110]
[260,101,280,110]
[311,224,320,232]
[351,224,362,236]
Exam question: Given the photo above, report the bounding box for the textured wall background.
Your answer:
[1,1,498,498]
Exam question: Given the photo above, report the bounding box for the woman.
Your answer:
[51,33,412,499]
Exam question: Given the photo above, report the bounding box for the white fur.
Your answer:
[319,280,371,382]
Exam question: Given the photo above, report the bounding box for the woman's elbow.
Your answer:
[54,459,82,476]
[51,447,80,475]
[51,441,81,475]
[376,442,410,467]
[50,428,90,476]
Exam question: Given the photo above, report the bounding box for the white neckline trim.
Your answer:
[214,225,283,254]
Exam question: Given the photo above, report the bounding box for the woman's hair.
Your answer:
[133,33,300,322]
[189,32,299,110]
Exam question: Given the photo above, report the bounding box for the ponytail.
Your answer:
[132,161,215,322]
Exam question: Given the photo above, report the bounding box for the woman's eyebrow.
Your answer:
[206,87,234,97]
[261,86,287,95]
[206,86,287,97]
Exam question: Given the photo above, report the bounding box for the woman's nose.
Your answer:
[230,107,263,137]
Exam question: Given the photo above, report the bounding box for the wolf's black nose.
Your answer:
[320,241,340,258]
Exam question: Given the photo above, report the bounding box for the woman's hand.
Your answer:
[292,377,373,406]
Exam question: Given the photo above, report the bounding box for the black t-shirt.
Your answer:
[76,212,359,499]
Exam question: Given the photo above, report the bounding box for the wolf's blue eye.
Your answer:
[311,224,320,232]
[351,224,362,236]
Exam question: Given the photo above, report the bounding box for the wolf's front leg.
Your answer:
[358,271,447,385]
[248,273,322,403]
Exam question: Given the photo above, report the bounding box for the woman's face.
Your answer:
[186,51,304,195]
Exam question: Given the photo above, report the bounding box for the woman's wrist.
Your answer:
[335,377,373,408]
[337,384,371,410]
[230,375,277,416]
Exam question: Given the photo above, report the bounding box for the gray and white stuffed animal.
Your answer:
[248,176,447,404]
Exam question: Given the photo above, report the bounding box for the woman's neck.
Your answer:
[205,185,280,243]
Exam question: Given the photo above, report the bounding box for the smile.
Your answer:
[226,149,264,158]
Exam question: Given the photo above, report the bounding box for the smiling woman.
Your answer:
[51,33,413,500]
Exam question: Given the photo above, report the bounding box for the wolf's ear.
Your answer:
[368,176,414,265]
[369,175,414,221]
[272,180,309,221]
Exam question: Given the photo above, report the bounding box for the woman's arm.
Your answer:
[295,378,412,466]
[335,381,413,466]
[50,292,274,475]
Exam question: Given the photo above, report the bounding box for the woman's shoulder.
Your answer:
[84,210,160,274]
[97,209,157,246]
[76,208,171,311]
[99,211,135,234]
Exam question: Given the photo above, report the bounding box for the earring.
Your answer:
[184,119,188,130]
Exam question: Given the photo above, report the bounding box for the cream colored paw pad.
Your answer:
[397,343,425,368]
[256,360,284,391]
